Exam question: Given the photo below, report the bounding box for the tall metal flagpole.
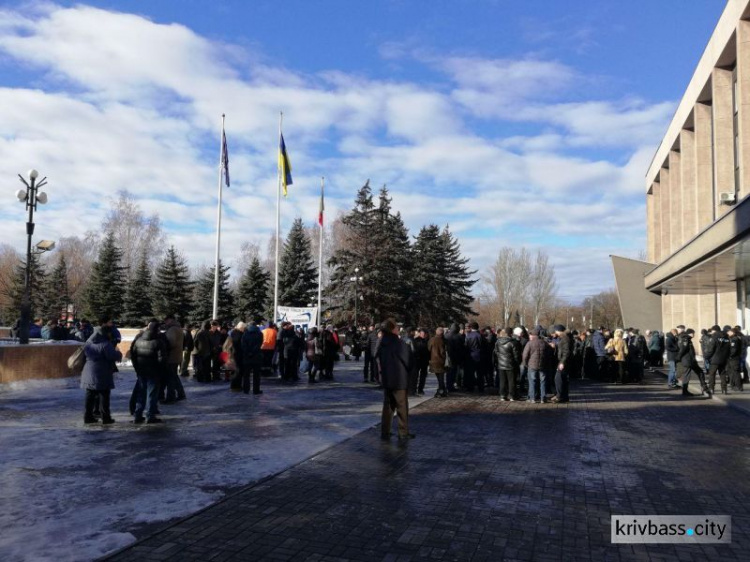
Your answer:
[318,176,324,327]
[273,112,283,324]
[212,114,225,321]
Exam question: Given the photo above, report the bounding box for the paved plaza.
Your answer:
[105,374,750,562]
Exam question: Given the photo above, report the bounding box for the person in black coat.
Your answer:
[677,329,708,397]
[181,323,194,377]
[494,328,521,401]
[240,322,264,395]
[364,325,378,383]
[131,321,167,423]
[229,323,246,391]
[551,325,572,403]
[281,323,300,383]
[665,328,680,388]
[704,325,731,395]
[412,328,430,396]
[727,326,745,392]
[376,319,414,441]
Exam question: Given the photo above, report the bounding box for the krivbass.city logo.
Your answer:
[611,516,731,544]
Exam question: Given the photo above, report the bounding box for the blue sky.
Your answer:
[0,1,726,299]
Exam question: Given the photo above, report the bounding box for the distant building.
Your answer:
[644,0,750,331]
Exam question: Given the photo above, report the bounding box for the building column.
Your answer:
[694,102,714,228]
[737,20,750,199]
[679,129,698,241]
[713,67,734,218]
[669,150,683,250]
[659,168,671,256]
[647,183,659,263]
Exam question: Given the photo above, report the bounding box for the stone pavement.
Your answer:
[105,374,750,562]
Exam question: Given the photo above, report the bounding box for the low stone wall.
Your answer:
[0,342,82,384]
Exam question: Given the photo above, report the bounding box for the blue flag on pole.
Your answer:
[222,128,230,187]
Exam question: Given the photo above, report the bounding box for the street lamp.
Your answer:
[349,267,363,328]
[16,169,49,344]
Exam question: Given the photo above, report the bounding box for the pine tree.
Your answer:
[42,254,70,321]
[438,225,477,323]
[190,260,233,323]
[84,232,125,321]
[152,246,193,321]
[122,252,154,327]
[278,218,318,307]
[7,253,47,320]
[412,224,445,327]
[236,257,270,322]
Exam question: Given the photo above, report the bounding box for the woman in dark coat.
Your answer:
[81,325,122,424]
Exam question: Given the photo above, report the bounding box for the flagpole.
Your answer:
[318,176,324,327]
[212,113,225,321]
[273,111,283,325]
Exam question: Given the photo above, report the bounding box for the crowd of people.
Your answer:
[71,311,750,430]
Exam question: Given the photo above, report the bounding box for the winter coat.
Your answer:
[230,329,244,368]
[665,332,679,362]
[306,335,317,361]
[699,333,711,357]
[480,333,495,370]
[464,331,482,363]
[729,334,744,360]
[605,337,628,362]
[182,328,194,352]
[556,333,574,369]
[648,332,662,352]
[367,330,380,356]
[592,331,607,357]
[445,325,464,366]
[164,324,184,365]
[29,324,42,338]
[242,325,263,366]
[80,329,122,391]
[494,336,521,371]
[41,324,54,340]
[282,328,299,359]
[376,332,412,390]
[194,329,212,357]
[261,327,277,351]
[522,337,549,371]
[413,336,430,367]
[704,331,730,366]
[131,329,167,379]
[677,333,697,368]
[428,335,446,374]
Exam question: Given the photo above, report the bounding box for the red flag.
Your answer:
[318,181,325,227]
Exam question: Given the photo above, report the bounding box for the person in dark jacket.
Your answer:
[463,323,482,392]
[704,325,731,395]
[364,325,379,383]
[193,321,212,383]
[240,321,264,395]
[592,328,609,380]
[428,327,447,397]
[209,320,223,381]
[480,327,496,389]
[551,325,572,403]
[181,323,194,377]
[281,323,301,382]
[306,328,319,383]
[412,328,430,396]
[376,319,414,441]
[495,327,521,401]
[677,328,709,397]
[727,326,745,392]
[665,327,682,388]
[522,329,550,402]
[229,323,246,391]
[131,321,167,423]
[444,323,462,391]
[80,324,122,424]
[699,329,711,372]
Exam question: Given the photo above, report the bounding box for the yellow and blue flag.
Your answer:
[278,133,293,197]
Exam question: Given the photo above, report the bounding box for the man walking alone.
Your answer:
[377,319,414,441]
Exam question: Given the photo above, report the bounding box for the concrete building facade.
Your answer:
[645,0,750,331]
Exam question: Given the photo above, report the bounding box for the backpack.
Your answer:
[68,346,86,375]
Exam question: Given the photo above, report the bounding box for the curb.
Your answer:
[651,367,750,418]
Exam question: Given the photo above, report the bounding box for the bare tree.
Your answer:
[529,249,557,326]
[306,213,346,293]
[483,247,532,326]
[230,241,261,292]
[56,232,100,316]
[0,244,19,323]
[101,190,166,278]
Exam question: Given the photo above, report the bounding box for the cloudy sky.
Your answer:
[0,1,724,300]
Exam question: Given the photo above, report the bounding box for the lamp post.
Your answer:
[16,169,49,344]
[349,267,363,328]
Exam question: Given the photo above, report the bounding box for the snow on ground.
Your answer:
[0,361,434,562]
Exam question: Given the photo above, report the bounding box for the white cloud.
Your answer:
[0,4,670,299]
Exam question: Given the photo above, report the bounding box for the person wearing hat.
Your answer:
[676,328,709,397]
[522,328,550,403]
[727,326,745,392]
[704,325,731,395]
[551,325,572,403]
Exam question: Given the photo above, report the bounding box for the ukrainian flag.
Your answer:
[278,133,293,197]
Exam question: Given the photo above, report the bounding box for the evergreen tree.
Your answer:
[7,253,47,320]
[122,252,154,327]
[412,224,445,327]
[438,225,477,323]
[190,260,233,323]
[236,257,270,322]
[83,232,125,321]
[152,246,193,321]
[278,218,318,307]
[42,254,70,321]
